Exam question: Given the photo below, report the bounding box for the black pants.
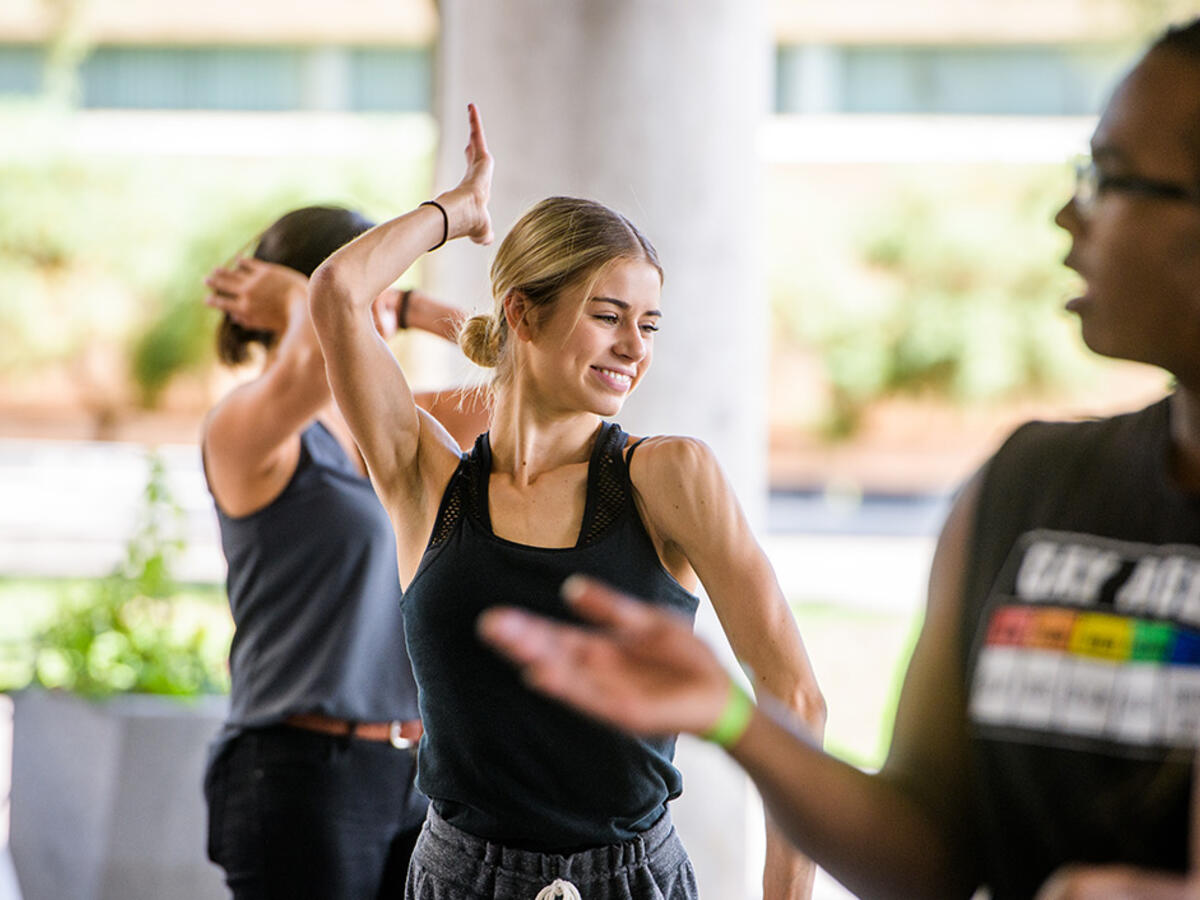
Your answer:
[205,725,428,900]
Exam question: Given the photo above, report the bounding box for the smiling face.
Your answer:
[515,257,663,418]
[1055,47,1200,383]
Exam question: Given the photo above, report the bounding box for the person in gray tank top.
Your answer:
[479,17,1200,900]
[308,105,826,900]
[201,206,489,899]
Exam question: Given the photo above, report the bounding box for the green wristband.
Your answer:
[700,680,754,748]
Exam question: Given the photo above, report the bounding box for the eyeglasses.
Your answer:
[1073,156,1200,217]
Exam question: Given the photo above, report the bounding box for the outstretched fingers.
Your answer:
[477,606,659,731]
[477,606,576,669]
[478,576,734,736]
[561,575,665,634]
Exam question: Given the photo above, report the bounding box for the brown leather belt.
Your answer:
[284,713,423,749]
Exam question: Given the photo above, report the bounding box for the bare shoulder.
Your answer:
[627,434,729,526]
[201,379,270,459]
[200,382,305,516]
[626,434,719,487]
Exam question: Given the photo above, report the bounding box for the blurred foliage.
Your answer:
[0,126,431,409]
[0,115,1122,439]
[0,451,230,697]
[770,164,1096,437]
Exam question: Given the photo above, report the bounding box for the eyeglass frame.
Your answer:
[1072,155,1200,217]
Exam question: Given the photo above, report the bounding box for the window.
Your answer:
[777,44,1128,116]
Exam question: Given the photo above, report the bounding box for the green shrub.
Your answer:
[1,451,230,698]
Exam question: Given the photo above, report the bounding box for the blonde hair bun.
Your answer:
[459,313,503,368]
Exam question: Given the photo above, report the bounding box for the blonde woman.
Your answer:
[309,105,824,900]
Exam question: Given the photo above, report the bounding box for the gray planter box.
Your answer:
[10,690,228,900]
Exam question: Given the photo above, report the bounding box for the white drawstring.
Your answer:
[534,877,582,900]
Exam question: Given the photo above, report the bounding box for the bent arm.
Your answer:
[308,104,493,557]
[203,262,330,516]
[308,203,453,493]
[630,437,824,899]
[394,286,489,450]
[371,286,489,450]
[631,437,824,727]
[736,475,983,898]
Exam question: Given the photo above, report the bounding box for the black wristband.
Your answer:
[419,200,449,252]
[398,289,412,330]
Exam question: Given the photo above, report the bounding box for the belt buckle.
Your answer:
[388,721,413,750]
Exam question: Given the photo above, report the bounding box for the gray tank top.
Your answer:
[212,421,418,729]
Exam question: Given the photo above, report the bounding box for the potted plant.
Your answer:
[4,451,230,900]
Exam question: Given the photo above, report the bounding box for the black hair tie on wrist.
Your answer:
[420,200,449,251]
[398,289,411,330]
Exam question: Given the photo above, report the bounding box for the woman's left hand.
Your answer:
[434,102,494,246]
[205,258,308,332]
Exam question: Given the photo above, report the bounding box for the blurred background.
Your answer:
[0,0,1193,897]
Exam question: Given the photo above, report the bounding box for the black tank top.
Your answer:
[403,421,699,851]
[963,398,1196,898]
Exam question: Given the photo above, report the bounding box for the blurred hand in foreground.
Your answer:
[478,575,733,737]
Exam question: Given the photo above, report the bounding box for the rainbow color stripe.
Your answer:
[970,603,1200,750]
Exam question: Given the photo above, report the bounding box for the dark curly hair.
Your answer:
[216,206,375,366]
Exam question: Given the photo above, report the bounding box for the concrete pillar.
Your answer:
[430,3,771,896]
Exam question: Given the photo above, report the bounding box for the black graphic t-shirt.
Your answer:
[962,398,1199,898]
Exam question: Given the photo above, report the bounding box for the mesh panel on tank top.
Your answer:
[428,464,468,549]
[578,423,631,547]
[426,422,631,550]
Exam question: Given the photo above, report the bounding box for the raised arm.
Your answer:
[308,104,493,567]
[377,286,491,450]
[202,259,329,517]
[479,474,989,899]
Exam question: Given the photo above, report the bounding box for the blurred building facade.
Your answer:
[0,0,1174,120]
[0,4,1190,899]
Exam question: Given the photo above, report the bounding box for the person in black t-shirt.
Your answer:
[480,19,1200,900]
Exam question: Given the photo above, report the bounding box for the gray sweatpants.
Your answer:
[404,805,700,900]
